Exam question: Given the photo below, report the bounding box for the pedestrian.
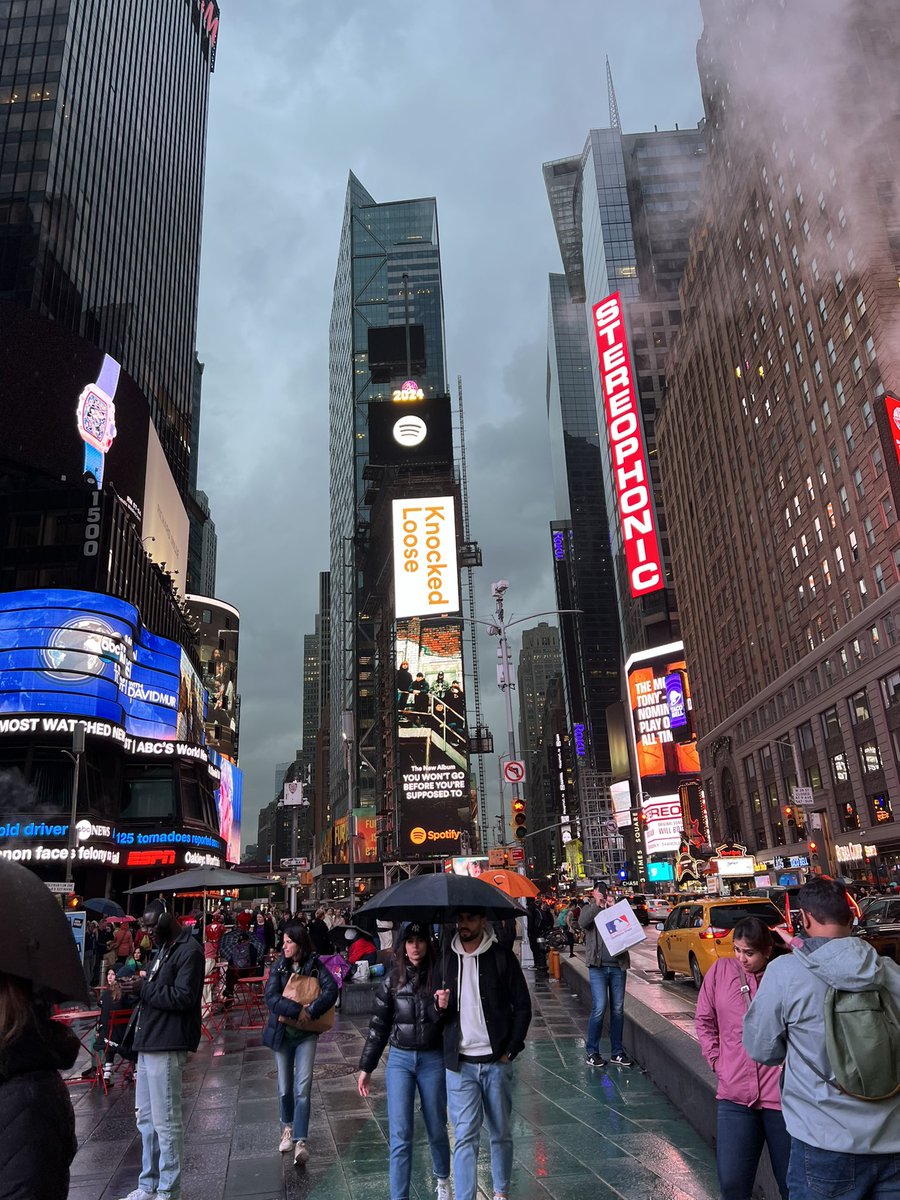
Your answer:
[223,931,261,1001]
[308,908,332,956]
[357,923,451,1200]
[117,907,204,1200]
[563,900,578,958]
[0,859,84,1200]
[525,897,548,975]
[695,916,790,1200]
[578,880,634,1068]
[263,920,338,1167]
[743,876,900,1200]
[435,906,532,1200]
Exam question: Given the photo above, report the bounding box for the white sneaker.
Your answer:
[294,1139,310,1167]
[436,1178,452,1200]
[117,1190,157,1200]
[278,1124,293,1153]
[103,1067,113,1083]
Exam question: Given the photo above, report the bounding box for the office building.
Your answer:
[657,0,900,884]
[0,0,219,497]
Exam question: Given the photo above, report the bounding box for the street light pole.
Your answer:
[61,723,86,890]
[342,710,356,913]
[491,582,519,846]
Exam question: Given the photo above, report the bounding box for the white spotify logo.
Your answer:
[393,415,427,446]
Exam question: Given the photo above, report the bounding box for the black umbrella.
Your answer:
[84,897,124,918]
[127,868,275,942]
[355,873,522,923]
[0,860,90,1005]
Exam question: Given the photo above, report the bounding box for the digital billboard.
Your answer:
[396,617,468,857]
[209,748,242,865]
[886,394,900,469]
[0,590,205,743]
[626,644,700,780]
[591,292,665,597]
[641,794,684,855]
[333,811,377,865]
[368,395,453,467]
[392,497,460,619]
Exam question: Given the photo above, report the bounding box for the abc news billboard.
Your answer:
[395,617,468,858]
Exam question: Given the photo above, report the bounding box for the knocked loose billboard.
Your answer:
[592,292,664,598]
[395,617,468,857]
[392,497,460,619]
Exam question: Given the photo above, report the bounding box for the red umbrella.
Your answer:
[107,915,137,924]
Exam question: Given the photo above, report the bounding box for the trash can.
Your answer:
[548,948,560,979]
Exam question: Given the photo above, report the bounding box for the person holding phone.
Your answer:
[578,880,634,1069]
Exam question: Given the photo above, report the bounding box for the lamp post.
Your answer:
[61,723,86,891]
[342,710,356,913]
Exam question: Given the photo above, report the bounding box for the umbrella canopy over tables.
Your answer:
[480,869,540,899]
[84,897,124,918]
[128,868,275,941]
[356,873,522,924]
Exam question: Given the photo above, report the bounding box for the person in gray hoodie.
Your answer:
[743,876,900,1200]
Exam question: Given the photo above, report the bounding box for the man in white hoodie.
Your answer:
[743,876,900,1200]
[435,907,532,1200]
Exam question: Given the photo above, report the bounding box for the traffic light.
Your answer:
[512,798,526,841]
[66,894,81,910]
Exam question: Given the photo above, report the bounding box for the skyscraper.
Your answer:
[658,0,900,883]
[0,0,218,496]
[517,623,562,760]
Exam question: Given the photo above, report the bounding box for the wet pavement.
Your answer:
[66,964,717,1200]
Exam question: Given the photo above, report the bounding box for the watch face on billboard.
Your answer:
[392,496,460,619]
[0,589,206,743]
[627,648,700,780]
[396,617,468,857]
[368,396,453,467]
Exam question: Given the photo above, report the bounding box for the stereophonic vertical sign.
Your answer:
[886,394,900,470]
[392,498,460,619]
[592,292,664,597]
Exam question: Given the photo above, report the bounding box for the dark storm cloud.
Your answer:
[195,1,704,836]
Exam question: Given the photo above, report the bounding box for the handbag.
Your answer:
[278,968,334,1034]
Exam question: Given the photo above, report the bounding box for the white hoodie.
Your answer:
[452,929,495,1057]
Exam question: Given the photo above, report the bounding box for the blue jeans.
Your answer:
[274,1033,318,1140]
[587,965,626,1057]
[787,1138,900,1200]
[446,1060,514,1200]
[385,1047,450,1199]
[136,1050,188,1200]
[716,1100,790,1200]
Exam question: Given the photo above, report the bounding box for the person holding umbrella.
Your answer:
[357,923,451,1200]
[0,860,87,1200]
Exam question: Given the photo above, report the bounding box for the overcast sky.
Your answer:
[194,1,705,847]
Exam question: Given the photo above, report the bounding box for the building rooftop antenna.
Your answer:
[606,56,621,131]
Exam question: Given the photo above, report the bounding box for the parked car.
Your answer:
[748,886,802,932]
[656,897,789,988]
[627,894,650,926]
[853,897,900,963]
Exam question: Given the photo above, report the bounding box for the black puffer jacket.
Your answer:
[0,1018,79,1200]
[358,966,445,1073]
[132,929,205,1053]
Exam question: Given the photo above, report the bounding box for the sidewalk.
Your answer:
[67,968,717,1200]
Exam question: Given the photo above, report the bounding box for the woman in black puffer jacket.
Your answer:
[357,923,450,1200]
[0,970,79,1200]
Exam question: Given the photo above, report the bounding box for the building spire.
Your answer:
[606,56,621,131]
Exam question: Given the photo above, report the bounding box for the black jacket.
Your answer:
[358,966,445,1073]
[308,918,332,956]
[0,1018,78,1200]
[262,953,339,1052]
[132,929,205,1053]
[441,938,532,1071]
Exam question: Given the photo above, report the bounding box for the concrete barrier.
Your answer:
[559,956,781,1200]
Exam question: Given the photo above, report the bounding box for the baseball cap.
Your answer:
[403,922,430,940]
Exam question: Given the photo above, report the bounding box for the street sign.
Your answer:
[792,786,814,808]
[45,881,73,894]
[280,857,309,869]
[509,847,525,863]
[502,760,526,784]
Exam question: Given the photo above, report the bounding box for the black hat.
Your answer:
[592,879,609,896]
[403,922,430,940]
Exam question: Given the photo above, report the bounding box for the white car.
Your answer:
[647,897,672,921]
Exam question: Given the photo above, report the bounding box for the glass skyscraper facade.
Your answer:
[0,0,216,496]
[328,174,448,818]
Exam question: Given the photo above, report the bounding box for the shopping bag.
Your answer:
[594,899,647,956]
[278,969,335,1034]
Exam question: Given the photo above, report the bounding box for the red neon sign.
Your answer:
[127,849,176,868]
[592,293,665,597]
[886,394,900,470]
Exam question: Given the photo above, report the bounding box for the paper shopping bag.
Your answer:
[594,898,647,956]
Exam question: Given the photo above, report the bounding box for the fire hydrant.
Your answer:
[548,947,560,979]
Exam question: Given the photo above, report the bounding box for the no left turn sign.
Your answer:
[502,760,526,784]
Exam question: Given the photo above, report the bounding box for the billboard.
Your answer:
[368,395,453,467]
[0,590,205,743]
[591,292,664,597]
[641,794,683,855]
[143,425,190,594]
[208,749,242,865]
[396,617,468,857]
[392,497,460,619]
[886,394,900,469]
[333,810,377,865]
[444,856,488,875]
[626,644,700,780]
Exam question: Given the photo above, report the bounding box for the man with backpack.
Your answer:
[743,876,900,1199]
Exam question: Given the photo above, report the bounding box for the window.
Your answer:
[822,399,831,427]
[835,379,846,407]
[865,336,876,365]
[875,564,886,595]
[835,270,844,294]
[817,296,828,323]
[858,742,883,774]
[827,502,837,529]
[862,400,874,429]
[836,545,845,574]
[881,669,900,709]
[855,289,866,316]
[822,704,842,741]
[120,770,177,821]
[854,469,864,500]
[798,721,815,752]
[838,485,850,515]
[851,354,863,383]
[826,337,836,366]
[845,423,856,453]
[805,319,815,345]
[841,798,861,832]
[814,515,823,541]
[849,530,859,561]
[870,793,893,825]
[849,690,871,724]
[864,516,876,547]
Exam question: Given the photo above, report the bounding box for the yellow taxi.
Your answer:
[655,897,788,988]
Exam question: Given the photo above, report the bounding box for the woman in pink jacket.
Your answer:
[695,915,789,1200]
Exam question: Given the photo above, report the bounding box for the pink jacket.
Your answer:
[695,957,782,1109]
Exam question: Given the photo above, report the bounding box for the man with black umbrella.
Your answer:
[116,908,204,1200]
[435,906,532,1200]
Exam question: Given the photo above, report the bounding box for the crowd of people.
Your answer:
[1,862,898,1200]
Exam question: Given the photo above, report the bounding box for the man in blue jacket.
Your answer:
[116,909,204,1200]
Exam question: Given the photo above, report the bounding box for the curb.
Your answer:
[559,956,781,1200]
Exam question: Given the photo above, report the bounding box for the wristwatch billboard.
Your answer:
[76,354,120,485]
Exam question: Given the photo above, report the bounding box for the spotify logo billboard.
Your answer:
[367,395,452,467]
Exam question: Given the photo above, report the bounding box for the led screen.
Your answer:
[0,590,205,742]
[396,617,468,857]
[627,649,700,780]
[393,496,460,619]
[209,748,242,864]
[368,396,453,467]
